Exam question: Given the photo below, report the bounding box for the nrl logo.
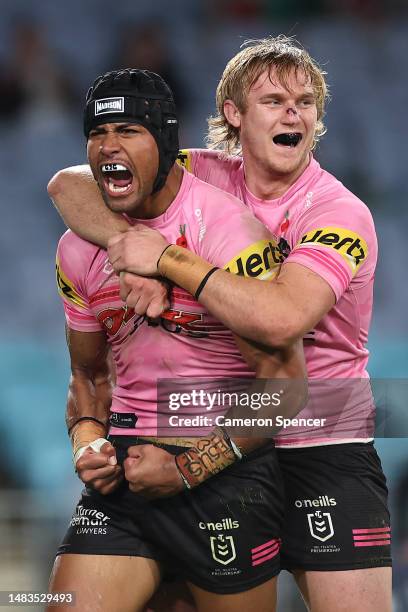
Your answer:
[95,97,124,115]
[307,511,334,542]
[210,534,236,565]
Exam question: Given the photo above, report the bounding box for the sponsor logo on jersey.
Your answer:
[176,149,192,172]
[95,97,124,115]
[295,495,337,509]
[307,511,334,542]
[304,191,313,209]
[70,505,110,535]
[194,208,206,242]
[224,239,283,279]
[199,518,240,531]
[298,226,368,274]
[56,260,86,308]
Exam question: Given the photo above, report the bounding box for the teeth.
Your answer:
[108,179,130,193]
[102,163,128,172]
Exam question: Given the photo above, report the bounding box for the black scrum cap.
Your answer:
[84,69,179,193]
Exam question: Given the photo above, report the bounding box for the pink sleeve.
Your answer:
[177,148,241,192]
[195,188,282,281]
[177,148,220,179]
[56,232,103,332]
[286,196,377,301]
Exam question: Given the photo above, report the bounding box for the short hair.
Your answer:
[207,35,329,154]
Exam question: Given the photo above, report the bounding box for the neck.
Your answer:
[129,163,183,219]
[244,154,311,200]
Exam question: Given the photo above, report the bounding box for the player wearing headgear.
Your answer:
[49,36,391,612]
[48,68,306,612]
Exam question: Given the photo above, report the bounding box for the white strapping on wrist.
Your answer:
[73,437,109,466]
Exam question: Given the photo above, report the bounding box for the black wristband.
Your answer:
[67,416,106,436]
[194,267,219,300]
[157,244,173,270]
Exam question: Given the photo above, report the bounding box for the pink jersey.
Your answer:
[56,168,279,436]
[178,150,378,446]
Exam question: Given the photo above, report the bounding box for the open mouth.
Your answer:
[273,133,302,148]
[101,163,134,195]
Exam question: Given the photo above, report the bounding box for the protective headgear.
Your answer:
[84,68,179,193]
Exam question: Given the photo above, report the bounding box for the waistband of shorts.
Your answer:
[111,435,197,447]
[276,440,374,454]
[108,435,275,461]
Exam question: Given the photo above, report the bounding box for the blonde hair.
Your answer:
[207,35,329,154]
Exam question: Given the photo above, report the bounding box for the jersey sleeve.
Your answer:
[56,231,103,332]
[193,186,284,282]
[286,195,378,301]
[177,148,242,192]
[177,148,215,177]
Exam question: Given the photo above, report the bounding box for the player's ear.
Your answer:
[223,99,241,129]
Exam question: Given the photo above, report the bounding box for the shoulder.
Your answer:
[183,173,274,270]
[177,147,242,178]
[57,230,103,274]
[186,171,249,216]
[315,165,373,219]
[298,164,376,238]
[58,229,101,254]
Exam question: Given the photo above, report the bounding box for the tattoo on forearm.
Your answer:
[175,428,236,488]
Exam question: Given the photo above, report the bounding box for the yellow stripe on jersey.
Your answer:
[176,149,192,172]
[56,258,86,309]
[224,239,283,280]
[297,226,368,274]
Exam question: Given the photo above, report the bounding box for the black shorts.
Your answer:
[57,437,284,594]
[277,442,392,571]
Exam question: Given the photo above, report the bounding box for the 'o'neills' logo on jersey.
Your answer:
[295,495,337,508]
[199,518,240,531]
[224,239,283,280]
[56,260,86,309]
[95,97,124,115]
[298,226,368,274]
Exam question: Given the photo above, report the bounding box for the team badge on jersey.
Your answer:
[298,226,368,274]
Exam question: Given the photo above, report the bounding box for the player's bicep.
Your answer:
[66,326,110,380]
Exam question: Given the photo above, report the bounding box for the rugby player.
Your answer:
[47,68,306,612]
[49,38,392,612]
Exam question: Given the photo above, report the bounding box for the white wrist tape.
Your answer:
[73,437,109,466]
